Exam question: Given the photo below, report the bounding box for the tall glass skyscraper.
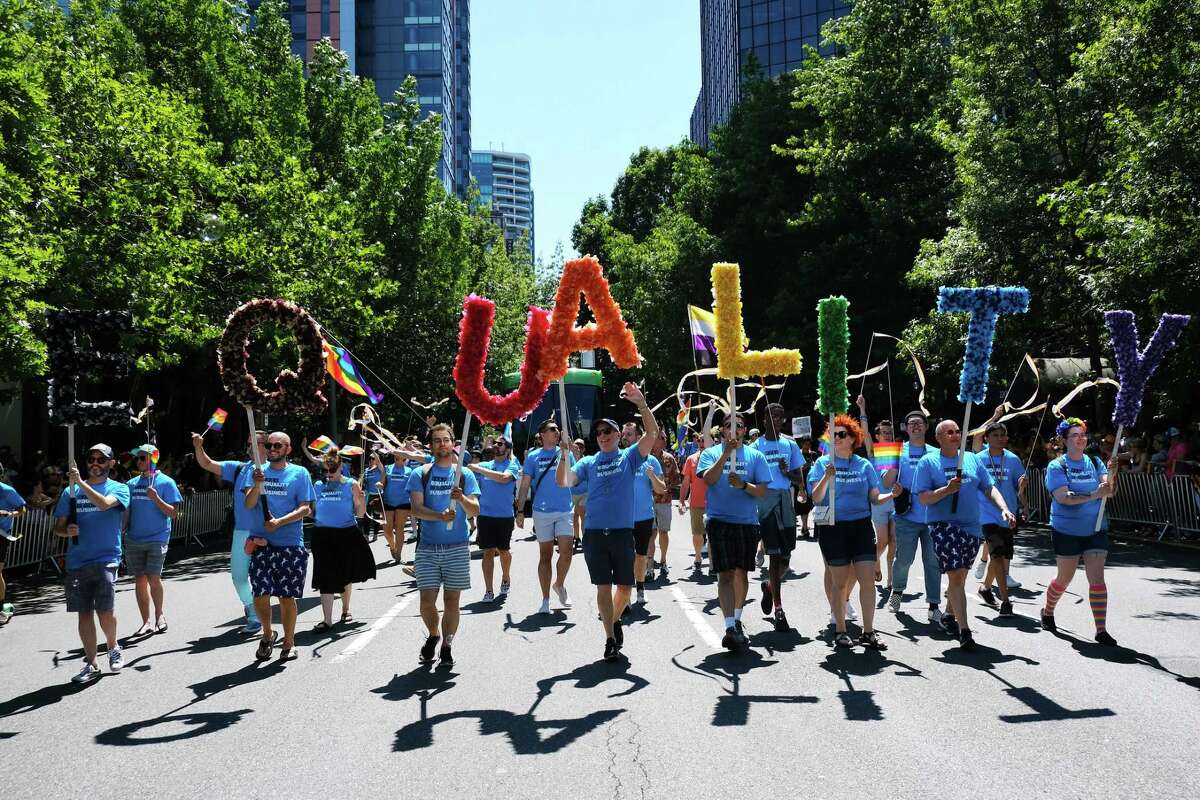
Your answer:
[471,151,534,257]
[261,0,471,197]
[692,0,850,148]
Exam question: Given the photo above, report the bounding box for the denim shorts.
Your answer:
[124,539,168,577]
[65,564,118,613]
[1052,530,1109,558]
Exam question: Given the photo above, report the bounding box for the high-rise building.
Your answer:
[471,150,534,257]
[261,0,471,198]
[692,0,850,148]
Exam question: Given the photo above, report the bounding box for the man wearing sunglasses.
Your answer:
[557,382,657,662]
[53,444,131,683]
[468,435,522,602]
[887,411,945,623]
[124,444,182,637]
[517,418,577,614]
[243,432,315,663]
[751,403,806,631]
[699,413,771,651]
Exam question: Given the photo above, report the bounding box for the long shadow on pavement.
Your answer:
[818,647,927,722]
[1049,628,1200,691]
[670,645,819,727]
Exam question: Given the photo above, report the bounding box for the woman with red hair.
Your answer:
[808,414,895,649]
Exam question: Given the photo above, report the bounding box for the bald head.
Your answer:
[934,419,961,453]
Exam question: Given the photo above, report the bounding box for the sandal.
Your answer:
[312,621,332,632]
[859,630,888,651]
[340,612,353,624]
[835,632,853,648]
[132,622,154,637]
[255,636,274,661]
[278,645,297,662]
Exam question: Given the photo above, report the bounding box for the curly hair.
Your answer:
[1056,417,1088,439]
[833,414,865,450]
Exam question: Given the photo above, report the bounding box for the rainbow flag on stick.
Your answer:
[323,341,383,404]
[201,408,227,438]
[817,431,831,455]
[309,435,336,454]
[872,441,902,475]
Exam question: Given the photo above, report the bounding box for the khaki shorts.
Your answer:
[689,506,706,539]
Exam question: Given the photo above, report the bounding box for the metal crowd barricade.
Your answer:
[1024,467,1200,541]
[4,490,233,572]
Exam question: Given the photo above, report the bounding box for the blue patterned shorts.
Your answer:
[929,522,981,574]
[250,545,309,599]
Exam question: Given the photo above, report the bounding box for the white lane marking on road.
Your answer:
[332,592,417,663]
[669,584,722,651]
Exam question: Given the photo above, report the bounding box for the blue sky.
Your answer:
[471,1,701,266]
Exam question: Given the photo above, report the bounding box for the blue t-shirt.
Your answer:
[633,455,662,521]
[751,436,803,491]
[1046,455,1109,536]
[406,464,481,546]
[125,474,183,544]
[806,454,881,522]
[363,466,383,494]
[54,480,130,570]
[914,451,994,537]
[220,461,259,532]
[476,457,521,518]
[0,482,27,534]
[978,449,1024,527]
[572,445,647,530]
[314,478,358,528]
[522,447,576,513]
[697,444,772,525]
[897,442,932,523]
[382,462,412,506]
[244,463,316,547]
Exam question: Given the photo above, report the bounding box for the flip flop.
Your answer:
[340,612,353,624]
[312,621,332,632]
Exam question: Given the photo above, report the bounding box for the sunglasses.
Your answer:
[594,428,616,436]
[265,442,287,450]
[85,456,109,464]
[833,430,851,439]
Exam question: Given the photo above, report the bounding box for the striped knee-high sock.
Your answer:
[1044,579,1067,616]
[1089,583,1108,633]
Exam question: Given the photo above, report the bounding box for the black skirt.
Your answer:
[310,525,377,593]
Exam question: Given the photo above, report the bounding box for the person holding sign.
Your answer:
[1040,418,1118,646]
[53,444,131,683]
[124,445,183,637]
[699,413,771,652]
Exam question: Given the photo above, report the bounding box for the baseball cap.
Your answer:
[1168,427,1181,437]
[593,418,619,435]
[129,444,157,458]
[87,443,114,459]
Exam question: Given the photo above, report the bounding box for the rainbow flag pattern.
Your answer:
[872,441,902,474]
[323,341,383,404]
[817,431,831,455]
[676,399,692,427]
[309,435,336,454]
[207,408,228,431]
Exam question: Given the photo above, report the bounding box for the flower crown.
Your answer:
[1056,417,1087,438]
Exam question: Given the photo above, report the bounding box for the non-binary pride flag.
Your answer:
[207,408,228,431]
[687,305,718,367]
[323,342,383,404]
[872,441,902,475]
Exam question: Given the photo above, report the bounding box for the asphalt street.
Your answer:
[2,513,1199,799]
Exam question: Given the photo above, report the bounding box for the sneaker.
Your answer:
[773,609,789,632]
[72,662,101,684]
[928,607,943,625]
[977,586,998,607]
[974,560,987,580]
[604,638,620,662]
[419,634,441,664]
[1095,630,1118,647]
[154,617,168,634]
[888,592,903,613]
[959,629,977,651]
[537,598,551,614]
[735,621,748,648]
[845,601,859,622]
[613,619,624,648]
[0,602,13,625]
[108,647,124,673]
[659,564,669,580]
[482,591,495,603]
[1040,612,1057,632]
[402,565,416,578]
[1007,575,1021,589]
[241,614,263,635]
[692,560,703,571]
[635,588,646,606]
[555,585,572,608]
[439,644,454,666]
[760,580,773,615]
[941,615,960,637]
[722,626,738,652]
[499,581,511,596]
[999,600,1014,617]
[755,551,765,569]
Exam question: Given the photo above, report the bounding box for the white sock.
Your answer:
[733,608,743,621]
[444,634,455,645]
[724,616,736,629]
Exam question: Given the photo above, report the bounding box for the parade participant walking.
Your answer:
[862,407,899,588]
[243,432,315,663]
[468,435,521,602]
[516,419,576,614]
[1041,418,1119,645]
[192,429,268,634]
[678,442,709,572]
[622,422,663,606]
[124,446,182,636]
[699,413,771,652]
[808,416,893,649]
[53,444,130,683]
[379,451,412,564]
[650,429,679,580]
[887,412,945,622]
[971,406,1025,590]
[974,422,1027,616]
[914,420,1017,651]
[407,423,481,666]
[310,446,375,630]
[558,383,657,662]
[571,438,587,545]
[0,478,27,625]
[751,403,805,631]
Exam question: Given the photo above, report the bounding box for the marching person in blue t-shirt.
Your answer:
[517,418,578,615]
[1041,417,1120,646]
[124,445,183,637]
[887,411,946,624]
[558,382,657,663]
[971,420,1027,617]
[53,444,131,684]
[468,436,522,602]
[310,446,374,630]
[0,477,27,626]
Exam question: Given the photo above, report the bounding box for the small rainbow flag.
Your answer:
[207,408,228,431]
[309,435,336,454]
[676,399,692,427]
[340,445,365,458]
[817,431,831,455]
[323,341,383,404]
[872,441,902,474]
